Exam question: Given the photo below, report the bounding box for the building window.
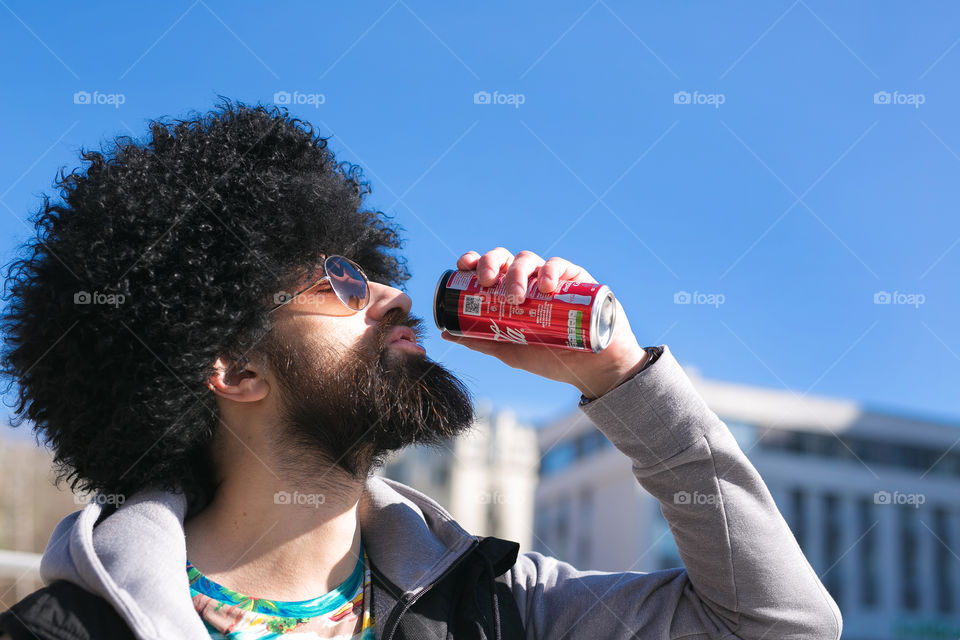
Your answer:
[933,506,954,613]
[758,430,960,478]
[823,493,843,610]
[790,488,807,552]
[578,429,610,458]
[555,496,571,559]
[540,441,576,476]
[576,489,593,567]
[722,419,758,451]
[899,505,920,610]
[541,429,616,478]
[857,497,878,607]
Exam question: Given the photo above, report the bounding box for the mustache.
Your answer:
[375,307,426,353]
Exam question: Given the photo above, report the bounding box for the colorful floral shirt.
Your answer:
[187,545,374,639]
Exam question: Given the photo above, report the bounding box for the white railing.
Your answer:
[0,549,42,610]
[0,549,42,603]
[0,550,40,578]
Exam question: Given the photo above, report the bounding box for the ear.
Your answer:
[207,356,270,403]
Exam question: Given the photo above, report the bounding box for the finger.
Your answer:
[456,250,481,271]
[440,331,509,358]
[476,247,515,287]
[538,257,596,293]
[504,250,545,304]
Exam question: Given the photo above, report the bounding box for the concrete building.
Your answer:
[379,406,540,551]
[0,432,79,608]
[535,368,960,640]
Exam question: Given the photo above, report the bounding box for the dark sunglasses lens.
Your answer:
[325,256,369,310]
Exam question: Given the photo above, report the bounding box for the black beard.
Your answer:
[264,307,475,480]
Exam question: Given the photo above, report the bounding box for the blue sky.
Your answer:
[1,1,958,431]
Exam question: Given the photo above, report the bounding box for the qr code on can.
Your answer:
[463,295,482,316]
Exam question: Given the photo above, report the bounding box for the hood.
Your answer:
[39,476,479,640]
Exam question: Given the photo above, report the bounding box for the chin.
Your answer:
[381,345,428,367]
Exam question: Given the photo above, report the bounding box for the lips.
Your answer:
[387,325,419,346]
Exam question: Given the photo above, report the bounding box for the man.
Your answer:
[0,101,841,639]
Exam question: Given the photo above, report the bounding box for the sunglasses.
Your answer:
[269,255,371,314]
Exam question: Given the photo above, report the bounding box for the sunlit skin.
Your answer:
[183,248,648,603]
[184,279,414,601]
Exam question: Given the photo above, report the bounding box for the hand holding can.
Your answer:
[437,249,650,400]
[433,269,617,352]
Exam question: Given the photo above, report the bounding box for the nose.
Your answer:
[365,281,412,319]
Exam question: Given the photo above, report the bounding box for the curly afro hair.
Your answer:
[1,98,409,517]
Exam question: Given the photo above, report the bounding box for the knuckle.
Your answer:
[541,258,562,274]
[545,257,567,268]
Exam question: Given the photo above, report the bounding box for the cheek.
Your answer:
[309,319,373,357]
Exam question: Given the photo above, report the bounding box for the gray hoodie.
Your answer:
[37,345,841,639]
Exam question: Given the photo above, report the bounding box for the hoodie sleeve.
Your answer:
[504,344,842,640]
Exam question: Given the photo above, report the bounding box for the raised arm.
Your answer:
[443,248,842,640]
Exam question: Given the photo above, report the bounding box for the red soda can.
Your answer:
[433,269,617,353]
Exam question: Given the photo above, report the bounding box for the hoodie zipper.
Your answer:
[379,538,479,640]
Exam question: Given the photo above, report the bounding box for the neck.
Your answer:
[184,429,366,602]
